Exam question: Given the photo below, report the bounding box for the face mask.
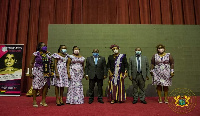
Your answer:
[158,48,164,53]
[93,53,99,58]
[61,49,67,54]
[113,49,119,54]
[41,46,47,52]
[74,50,79,54]
[135,51,141,56]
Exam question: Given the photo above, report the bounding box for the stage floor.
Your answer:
[0,96,199,116]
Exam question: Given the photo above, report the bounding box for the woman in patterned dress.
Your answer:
[66,46,85,104]
[52,45,69,106]
[150,44,174,104]
[29,42,52,107]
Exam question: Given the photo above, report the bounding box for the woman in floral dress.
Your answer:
[29,42,53,107]
[52,45,69,106]
[66,46,85,104]
[150,44,174,104]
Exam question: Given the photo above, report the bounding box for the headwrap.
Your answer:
[110,44,119,49]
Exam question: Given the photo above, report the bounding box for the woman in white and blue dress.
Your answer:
[52,45,69,106]
[66,46,85,104]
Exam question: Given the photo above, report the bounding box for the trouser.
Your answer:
[132,73,145,101]
[89,75,103,101]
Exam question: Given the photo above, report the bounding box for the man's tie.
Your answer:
[95,58,98,65]
[137,56,140,72]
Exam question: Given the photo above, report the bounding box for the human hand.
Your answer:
[85,75,89,80]
[68,74,71,79]
[129,76,133,81]
[109,72,113,77]
[150,72,154,76]
[103,76,107,79]
[56,73,59,79]
[170,72,174,78]
[30,74,34,79]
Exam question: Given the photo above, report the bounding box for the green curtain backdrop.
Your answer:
[47,24,200,97]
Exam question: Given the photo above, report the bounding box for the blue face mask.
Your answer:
[61,49,67,54]
[135,51,141,56]
[93,53,99,58]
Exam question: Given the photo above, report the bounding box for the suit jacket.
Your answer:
[107,54,128,74]
[129,55,150,80]
[85,56,107,79]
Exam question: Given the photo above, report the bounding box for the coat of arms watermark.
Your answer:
[168,88,197,114]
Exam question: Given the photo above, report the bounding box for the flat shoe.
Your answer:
[33,104,38,107]
[41,103,48,107]
[110,100,115,104]
[164,100,168,104]
[158,99,163,104]
[56,103,61,106]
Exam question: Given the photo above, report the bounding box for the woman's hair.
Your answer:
[156,44,165,49]
[36,42,45,51]
[72,46,80,54]
[72,46,80,51]
[110,44,119,49]
[58,45,66,53]
[156,44,165,53]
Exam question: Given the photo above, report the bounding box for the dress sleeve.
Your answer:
[107,55,111,71]
[33,51,39,56]
[52,53,60,59]
[123,54,128,71]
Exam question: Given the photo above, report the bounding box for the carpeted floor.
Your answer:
[0,96,199,116]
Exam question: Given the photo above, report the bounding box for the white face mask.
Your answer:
[135,51,141,56]
[74,50,79,54]
[158,48,165,53]
[113,49,119,54]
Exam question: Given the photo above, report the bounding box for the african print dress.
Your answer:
[151,53,174,86]
[66,55,85,104]
[51,53,69,87]
[32,51,51,89]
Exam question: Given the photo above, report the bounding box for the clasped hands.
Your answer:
[109,70,128,79]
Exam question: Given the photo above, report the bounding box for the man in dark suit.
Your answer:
[129,47,149,104]
[85,49,107,104]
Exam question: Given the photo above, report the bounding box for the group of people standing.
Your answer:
[29,42,174,107]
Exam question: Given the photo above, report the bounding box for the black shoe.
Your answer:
[98,100,104,104]
[141,100,147,104]
[88,100,93,104]
[60,103,65,105]
[56,103,61,106]
[132,100,137,104]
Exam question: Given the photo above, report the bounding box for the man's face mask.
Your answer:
[135,51,141,56]
[61,49,67,54]
[113,49,119,54]
[41,46,47,52]
[93,53,99,58]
